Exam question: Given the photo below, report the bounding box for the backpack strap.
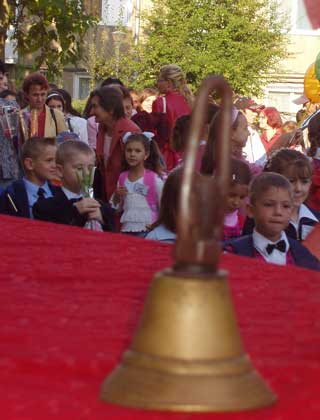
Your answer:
[143,169,158,222]
[50,108,58,136]
[118,171,129,187]
[67,117,73,133]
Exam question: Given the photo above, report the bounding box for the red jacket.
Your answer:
[96,117,141,201]
[152,91,191,129]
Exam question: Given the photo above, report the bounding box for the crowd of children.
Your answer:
[0,61,319,272]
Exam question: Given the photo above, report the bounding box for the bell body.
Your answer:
[101,270,276,412]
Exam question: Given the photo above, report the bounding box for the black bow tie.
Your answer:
[266,240,286,255]
[37,187,46,199]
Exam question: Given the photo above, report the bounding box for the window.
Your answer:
[278,0,319,34]
[101,0,133,27]
[73,74,91,100]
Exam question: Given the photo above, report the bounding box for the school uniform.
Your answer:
[242,204,320,241]
[286,204,320,241]
[0,178,58,218]
[33,186,114,231]
[224,230,320,272]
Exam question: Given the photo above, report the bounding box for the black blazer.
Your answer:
[224,234,320,272]
[0,179,59,218]
[33,187,114,231]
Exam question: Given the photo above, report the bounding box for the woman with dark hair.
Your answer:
[90,86,141,201]
[258,107,283,153]
[56,88,88,143]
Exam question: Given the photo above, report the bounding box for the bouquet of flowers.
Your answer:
[76,166,103,232]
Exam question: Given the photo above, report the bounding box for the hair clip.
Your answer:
[142,131,154,142]
[122,132,132,144]
[232,173,236,181]
[122,131,155,144]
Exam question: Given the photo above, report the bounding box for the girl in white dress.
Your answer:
[111,132,164,236]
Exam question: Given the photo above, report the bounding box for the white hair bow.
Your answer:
[122,131,155,144]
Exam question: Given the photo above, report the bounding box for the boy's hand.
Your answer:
[74,198,101,215]
[113,186,128,205]
[87,208,104,224]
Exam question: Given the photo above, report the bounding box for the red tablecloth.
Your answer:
[1,215,320,420]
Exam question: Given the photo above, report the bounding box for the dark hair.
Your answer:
[57,88,81,117]
[230,159,251,186]
[172,114,190,152]
[15,90,28,109]
[101,77,123,87]
[249,172,293,205]
[0,60,6,75]
[137,87,158,111]
[56,140,94,165]
[46,91,65,111]
[265,148,312,179]
[151,166,183,232]
[119,85,133,105]
[22,73,49,94]
[121,133,164,175]
[308,112,320,156]
[260,107,282,129]
[0,89,17,99]
[21,137,56,166]
[90,86,125,120]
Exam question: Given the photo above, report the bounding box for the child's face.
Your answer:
[282,171,311,208]
[248,187,293,242]
[57,151,95,194]
[130,92,139,110]
[125,140,148,168]
[24,145,57,184]
[47,98,64,113]
[231,113,250,148]
[123,97,133,119]
[225,183,248,214]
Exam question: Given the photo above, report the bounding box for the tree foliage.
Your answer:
[6,0,97,79]
[122,0,288,95]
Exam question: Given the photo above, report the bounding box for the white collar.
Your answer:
[290,204,318,228]
[61,187,83,200]
[298,203,318,222]
[252,229,289,265]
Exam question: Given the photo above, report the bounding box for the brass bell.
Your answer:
[100,75,276,411]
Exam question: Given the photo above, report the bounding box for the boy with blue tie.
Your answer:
[225,172,320,272]
[0,137,59,218]
[33,140,114,230]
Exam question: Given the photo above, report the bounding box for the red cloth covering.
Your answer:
[1,215,320,419]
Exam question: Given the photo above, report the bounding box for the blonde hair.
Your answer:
[159,64,194,107]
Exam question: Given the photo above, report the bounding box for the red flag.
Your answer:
[304,0,320,29]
